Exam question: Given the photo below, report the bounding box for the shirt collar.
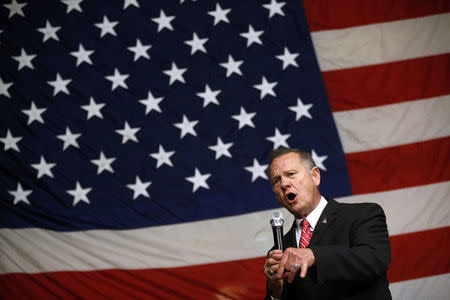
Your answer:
[295,196,327,231]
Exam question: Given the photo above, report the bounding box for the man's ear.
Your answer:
[311,166,321,186]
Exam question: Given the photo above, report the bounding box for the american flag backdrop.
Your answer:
[0,0,449,299]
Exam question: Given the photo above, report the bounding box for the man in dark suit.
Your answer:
[264,148,391,299]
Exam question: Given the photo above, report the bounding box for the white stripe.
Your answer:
[311,13,450,71]
[333,95,450,153]
[390,273,450,300]
[0,182,448,274]
[0,207,291,274]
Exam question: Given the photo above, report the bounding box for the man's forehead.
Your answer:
[271,152,302,166]
[269,153,303,174]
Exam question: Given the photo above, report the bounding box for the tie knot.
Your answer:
[301,219,310,229]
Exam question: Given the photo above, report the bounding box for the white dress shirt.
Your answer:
[295,196,327,247]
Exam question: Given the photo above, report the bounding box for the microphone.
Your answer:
[270,211,284,251]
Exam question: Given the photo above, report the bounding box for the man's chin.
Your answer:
[285,203,296,213]
[287,202,304,217]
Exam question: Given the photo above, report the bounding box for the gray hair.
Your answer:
[268,148,316,171]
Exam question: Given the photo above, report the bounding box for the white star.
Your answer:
[276,47,299,70]
[266,127,291,149]
[149,145,175,168]
[0,77,13,98]
[289,97,313,121]
[115,121,140,144]
[9,183,31,205]
[254,76,277,99]
[231,106,256,129]
[240,25,263,47]
[57,127,81,151]
[95,15,118,37]
[123,0,139,9]
[311,150,328,171]
[163,62,187,85]
[22,101,46,125]
[174,114,198,138]
[208,137,233,160]
[185,168,211,192]
[128,39,151,61]
[0,130,22,152]
[37,20,61,42]
[196,84,220,108]
[81,97,105,120]
[67,181,92,206]
[263,0,286,18]
[70,44,94,66]
[127,176,151,199]
[139,91,163,114]
[219,55,243,77]
[184,32,208,55]
[3,0,27,18]
[208,3,231,26]
[91,151,115,174]
[61,0,83,13]
[47,73,71,96]
[31,156,56,178]
[151,9,175,32]
[244,159,269,182]
[105,68,129,91]
[12,48,36,70]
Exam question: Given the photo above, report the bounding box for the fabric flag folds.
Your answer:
[0,0,449,299]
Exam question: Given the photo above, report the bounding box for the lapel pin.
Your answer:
[322,217,327,224]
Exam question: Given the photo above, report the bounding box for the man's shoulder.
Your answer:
[327,198,385,215]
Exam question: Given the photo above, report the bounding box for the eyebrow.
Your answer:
[270,169,297,183]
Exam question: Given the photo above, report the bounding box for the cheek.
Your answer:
[275,190,285,202]
[275,190,283,199]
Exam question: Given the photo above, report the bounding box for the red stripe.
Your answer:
[388,226,450,282]
[346,137,450,195]
[2,228,448,299]
[303,0,450,32]
[0,258,267,300]
[324,54,450,112]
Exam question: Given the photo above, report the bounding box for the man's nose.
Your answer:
[280,176,290,189]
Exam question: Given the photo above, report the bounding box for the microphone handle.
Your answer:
[272,226,284,251]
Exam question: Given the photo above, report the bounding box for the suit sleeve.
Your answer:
[309,203,391,283]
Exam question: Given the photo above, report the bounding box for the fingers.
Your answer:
[286,266,297,283]
[269,250,283,259]
[277,250,289,278]
[299,261,308,278]
[265,260,277,275]
[266,257,280,267]
[276,248,315,282]
[265,250,282,278]
[266,250,282,268]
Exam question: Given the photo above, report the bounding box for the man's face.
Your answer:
[269,152,321,219]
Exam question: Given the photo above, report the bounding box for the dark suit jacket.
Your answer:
[265,198,392,300]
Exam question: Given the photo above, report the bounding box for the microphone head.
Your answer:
[270,211,284,227]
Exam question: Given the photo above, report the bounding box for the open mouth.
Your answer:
[287,193,296,201]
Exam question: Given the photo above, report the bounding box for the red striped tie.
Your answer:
[300,219,312,248]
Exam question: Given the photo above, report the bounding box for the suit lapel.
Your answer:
[309,198,338,246]
[285,219,297,249]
